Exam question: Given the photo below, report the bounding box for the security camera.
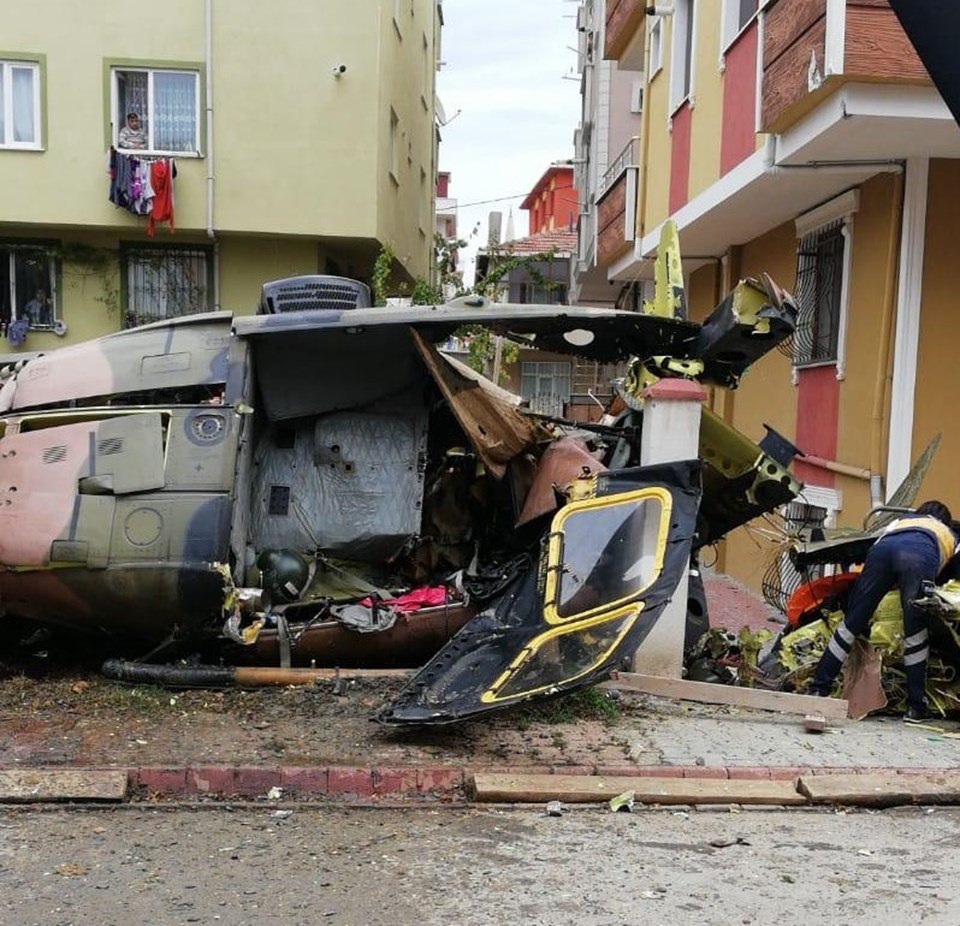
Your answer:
[332,64,346,77]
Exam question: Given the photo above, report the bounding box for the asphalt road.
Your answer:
[1,803,957,925]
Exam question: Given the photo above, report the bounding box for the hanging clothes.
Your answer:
[107,151,175,233]
[6,318,29,346]
[147,158,175,236]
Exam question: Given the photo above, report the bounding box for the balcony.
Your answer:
[596,138,639,268]
[761,0,930,134]
[604,0,645,65]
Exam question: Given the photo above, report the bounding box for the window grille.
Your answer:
[123,247,211,328]
[792,219,845,366]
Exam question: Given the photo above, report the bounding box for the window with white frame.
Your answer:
[122,246,211,329]
[792,190,858,372]
[112,67,200,154]
[0,60,41,149]
[0,243,58,330]
[721,0,758,52]
[670,0,696,111]
[520,361,572,417]
[648,17,663,77]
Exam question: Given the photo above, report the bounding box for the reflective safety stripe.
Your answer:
[828,638,851,663]
[904,629,929,649]
[904,647,929,667]
[837,623,856,646]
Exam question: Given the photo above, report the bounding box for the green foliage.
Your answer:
[473,246,559,300]
[508,687,622,728]
[43,242,122,316]
[370,239,559,384]
[371,244,395,307]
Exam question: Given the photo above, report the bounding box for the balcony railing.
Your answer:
[604,0,645,62]
[598,136,640,196]
[595,163,638,268]
[761,0,930,134]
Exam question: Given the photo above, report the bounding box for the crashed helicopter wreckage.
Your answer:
[0,226,803,723]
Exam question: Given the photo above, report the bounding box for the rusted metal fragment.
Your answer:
[411,329,535,479]
[0,769,128,803]
[516,437,607,526]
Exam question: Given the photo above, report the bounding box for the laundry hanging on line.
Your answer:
[107,148,176,236]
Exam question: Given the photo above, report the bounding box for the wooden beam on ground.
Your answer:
[603,672,849,720]
[798,773,960,807]
[0,769,128,804]
[471,773,806,806]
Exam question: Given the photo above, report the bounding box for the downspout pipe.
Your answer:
[205,0,220,310]
[635,15,655,248]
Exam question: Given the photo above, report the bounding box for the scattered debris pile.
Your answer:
[688,579,960,717]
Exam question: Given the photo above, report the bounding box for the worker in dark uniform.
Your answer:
[809,500,959,722]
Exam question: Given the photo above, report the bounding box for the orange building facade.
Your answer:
[522,163,579,234]
[583,0,960,592]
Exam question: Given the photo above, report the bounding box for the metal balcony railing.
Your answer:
[598,136,639,196]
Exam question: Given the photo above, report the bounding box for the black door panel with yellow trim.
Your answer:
[380,460,701,725]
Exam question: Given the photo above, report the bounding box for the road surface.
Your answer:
[1,803,957,925]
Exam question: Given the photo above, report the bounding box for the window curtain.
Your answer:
[154,72,196,152]
[11,66,35,143]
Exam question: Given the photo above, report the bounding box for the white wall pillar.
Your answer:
[632,378,705,677]
[887,157,929,496]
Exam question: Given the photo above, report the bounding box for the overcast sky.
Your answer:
[437,0,581,285]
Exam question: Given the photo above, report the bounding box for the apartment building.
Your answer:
[0,0,441,354]
[571,0,642,307]
[581,0,960,592]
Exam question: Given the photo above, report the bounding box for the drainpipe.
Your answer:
[635,17,655,245]
[205,0,220,309]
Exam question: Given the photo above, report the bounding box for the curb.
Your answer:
[122,764,960,803]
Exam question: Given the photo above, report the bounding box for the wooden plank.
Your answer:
[0,769,128,804]
[761,17,828,132]
[798,773,960,807]
[604,672,849,720]
[763,0,825,71]
[845,8,929,82]
[471,773,806,806]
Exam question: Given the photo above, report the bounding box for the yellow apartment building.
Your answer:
[580,0,960,593]
[0,0,441,352]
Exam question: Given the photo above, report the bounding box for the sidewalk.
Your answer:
[1,576,957,803]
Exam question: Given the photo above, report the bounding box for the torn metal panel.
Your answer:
[697,407,802,546]
[411,329,536,480]
[516,437,607,526]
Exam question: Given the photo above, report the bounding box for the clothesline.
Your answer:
[107,147,176,236]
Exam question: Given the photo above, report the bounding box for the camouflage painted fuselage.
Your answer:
[0,313,244,639]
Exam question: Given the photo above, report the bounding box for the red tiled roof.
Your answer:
[497,228,577,256]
